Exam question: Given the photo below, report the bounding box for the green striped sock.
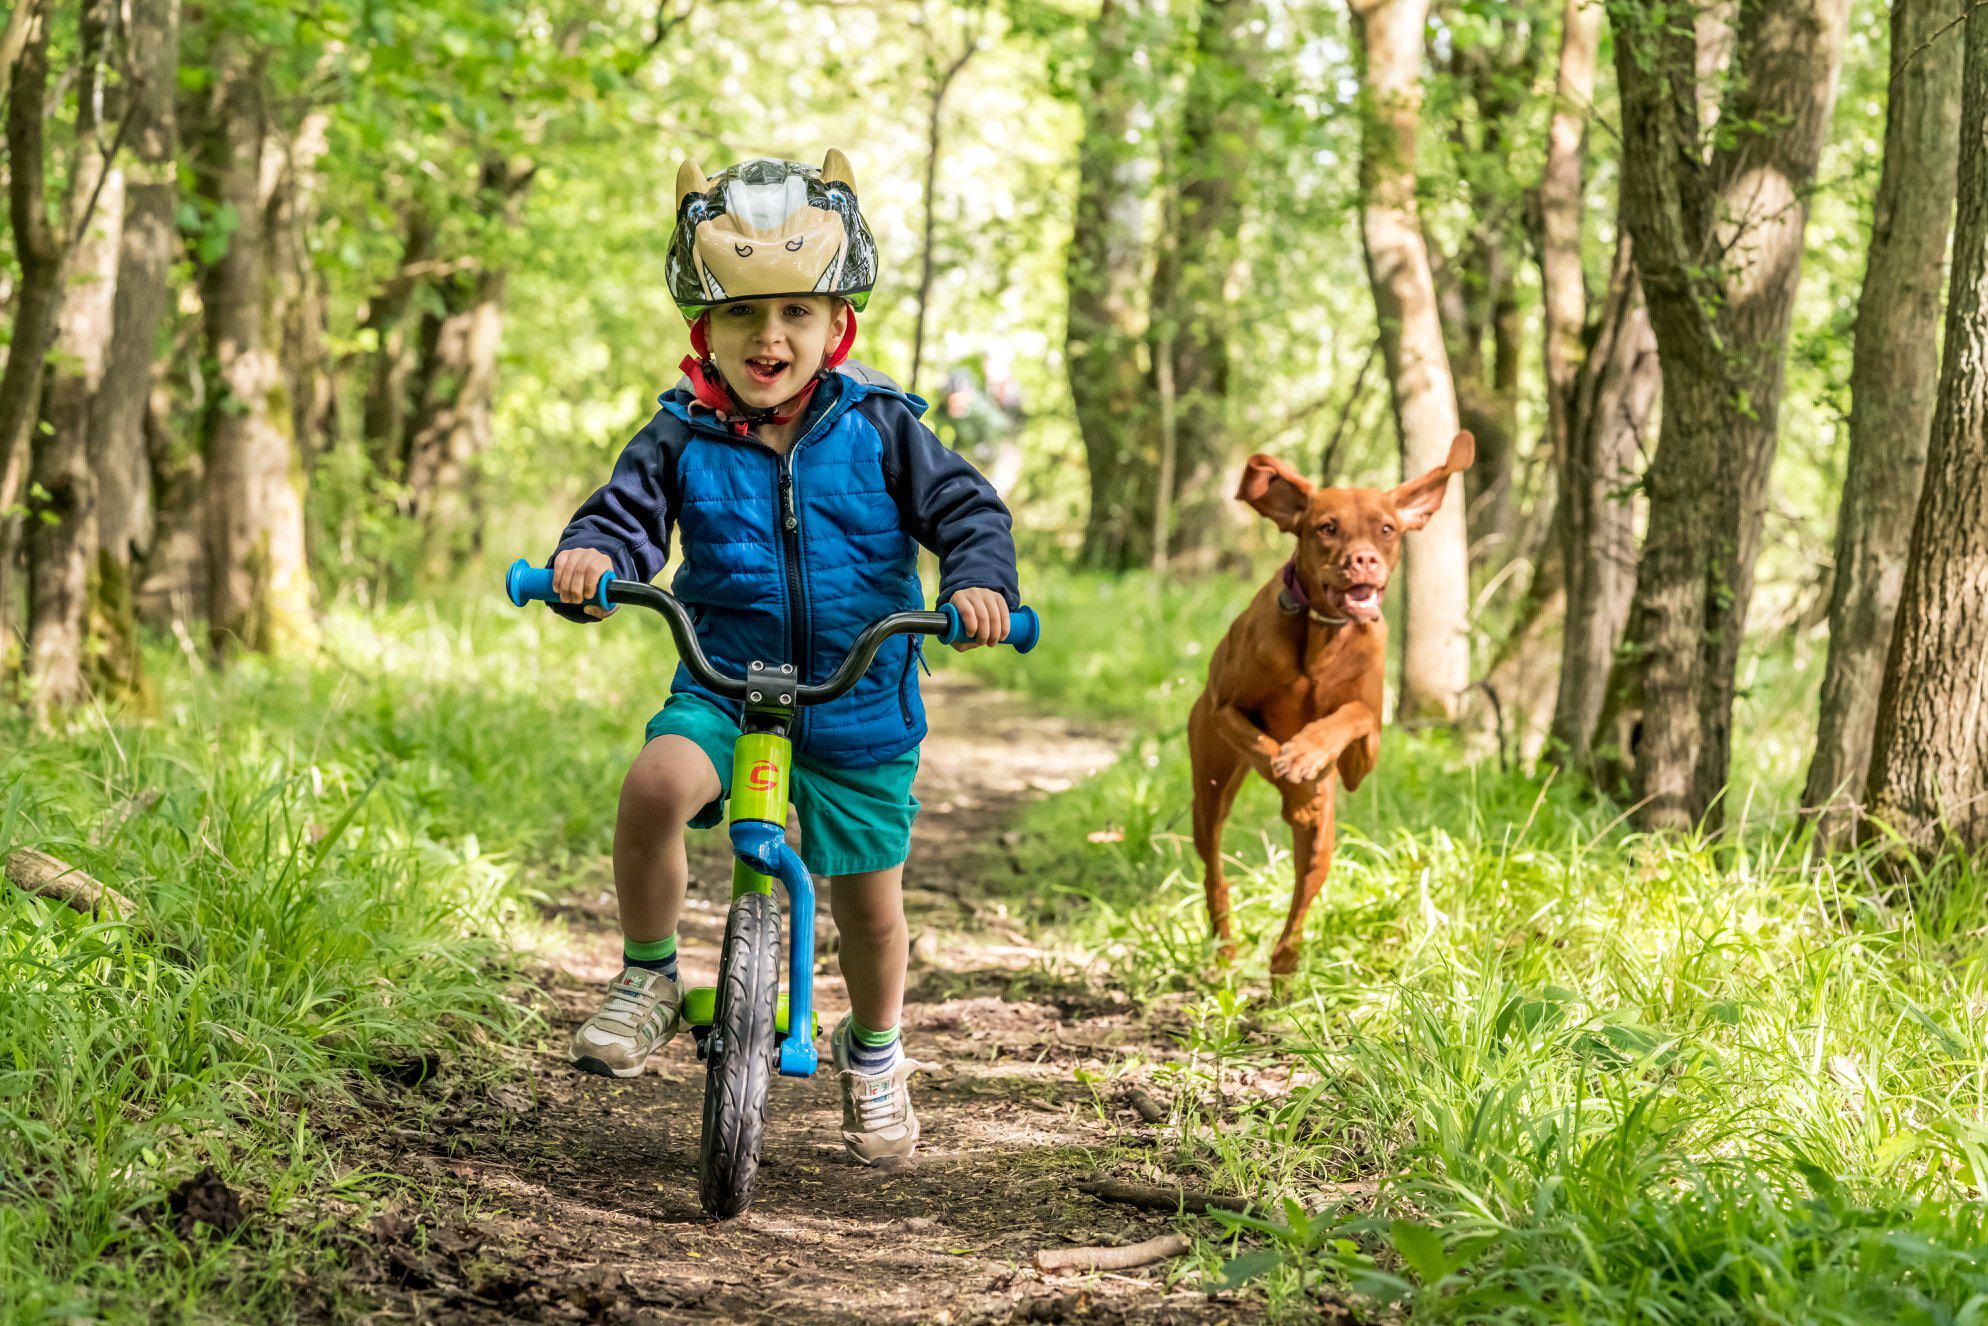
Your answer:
[624,934,678,981]
[847,1017,901,1073]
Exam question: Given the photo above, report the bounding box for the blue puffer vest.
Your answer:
[661,375,927,767]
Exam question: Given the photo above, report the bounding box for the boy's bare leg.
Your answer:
[613,735,721,943]
[827,865,908,1031]
[827,864,920,1163]
[574,736,718,1079]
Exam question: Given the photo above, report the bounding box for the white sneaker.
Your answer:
[571,967,682,1078]
[830,1018,922,1165]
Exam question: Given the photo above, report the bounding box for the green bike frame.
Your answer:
[681,708,822,1075]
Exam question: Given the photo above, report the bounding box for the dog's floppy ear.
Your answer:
[1389,431,1475,531]
[1237,454,1314,533]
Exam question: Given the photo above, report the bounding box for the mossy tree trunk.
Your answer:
[1804,0,1964,838]
[1862,2,1988,859]
[190,41,317,656]
[1598,0,1852,829]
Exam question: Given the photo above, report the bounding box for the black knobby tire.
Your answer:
[698,890,781,1218]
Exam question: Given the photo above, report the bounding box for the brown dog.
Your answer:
[1187,433,1474,976]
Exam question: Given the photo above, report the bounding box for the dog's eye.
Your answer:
[1319,519,1338,537]
[1381,522,1395,537]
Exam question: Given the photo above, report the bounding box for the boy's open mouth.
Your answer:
[744,356,789,385]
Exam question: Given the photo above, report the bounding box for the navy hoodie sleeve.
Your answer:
[865,398,1021,609]
[549,408,683,622]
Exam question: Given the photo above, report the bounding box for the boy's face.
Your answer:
[705,296,848,409]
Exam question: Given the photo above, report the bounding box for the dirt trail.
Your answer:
[337,674,1264,1325]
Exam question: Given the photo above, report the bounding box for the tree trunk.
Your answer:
[89,0,180,697]
[26,0,120,715]
[1069,0,1155,571]
[1600,0,1851,829]
[0,0,63,654]
[1150,0,1260,569]
[909,39,976,398]
[1862,4,1988,859]
[191,44,316,656]
[1441,26,1539,566]
[272,118,335,470]
[1538,0,1599,493]
[401,154,534,569]
[361,206,436,467]
[1553,235,1658,767]
[1803,0,1964,837]
[1349,0,1471,721]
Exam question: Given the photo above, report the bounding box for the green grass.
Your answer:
[955,567,1988,1324]
[0,588,666,1322]
[6,561,1977,1322]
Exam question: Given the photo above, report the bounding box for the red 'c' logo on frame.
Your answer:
[748,760,779,791]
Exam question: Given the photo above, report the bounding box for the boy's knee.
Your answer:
[831,894,905,950]
[620,748,714,824]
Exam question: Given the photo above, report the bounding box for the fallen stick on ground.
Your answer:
[4,848,138,920]
[1035,1232,1190,1274]
[1079,1179,1254,1215]
[1124,1088,1168,1125]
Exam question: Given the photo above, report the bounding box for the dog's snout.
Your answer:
[1343,547,1384,579]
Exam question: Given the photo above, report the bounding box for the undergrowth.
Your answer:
[0,588,664,1322]
[957,567,1988,1324]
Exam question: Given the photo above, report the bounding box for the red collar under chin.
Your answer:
[680,308,860,434]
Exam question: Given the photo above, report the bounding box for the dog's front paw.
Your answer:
[1271,739,1330,783]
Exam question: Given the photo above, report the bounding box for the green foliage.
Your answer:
[966,569,1988,1324]
[0,590,659,1319]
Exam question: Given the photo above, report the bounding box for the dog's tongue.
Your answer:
[1342,584,1383,622]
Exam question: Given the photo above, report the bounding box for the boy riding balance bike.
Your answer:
[514,152,1034,1217]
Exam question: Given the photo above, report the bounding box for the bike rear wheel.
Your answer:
[698,890,780,1217]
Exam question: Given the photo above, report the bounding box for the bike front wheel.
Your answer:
[698,890,781,1217]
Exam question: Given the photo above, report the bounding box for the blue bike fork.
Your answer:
[725,724,819,1077]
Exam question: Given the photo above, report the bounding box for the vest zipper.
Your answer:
[775,454,809,750]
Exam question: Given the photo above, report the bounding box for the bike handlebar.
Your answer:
[505,559,1039,705]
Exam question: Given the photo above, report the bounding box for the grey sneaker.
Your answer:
[571,967,682,1078]
[830,1017,922,1165]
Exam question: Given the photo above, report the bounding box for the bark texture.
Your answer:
[94,0,179,569]
[1862,4,1988,857]
[27,0,120,714]
[1440,21,1541,563]
[1147,0,1260,568]
[1069,0,1156,570]
[0,1,65,648]
[1553,235,1659,765]
[1537,0,1601,495]
[1599,0,1852,828]
[1350,0,1471,720]
[400,154,534,570]
[191,44,316,656]
[1803,0,1964,834]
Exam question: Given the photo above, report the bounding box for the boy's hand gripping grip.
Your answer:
[939,602,1040,653]
[506,557,611,613]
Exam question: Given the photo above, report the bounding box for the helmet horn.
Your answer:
[674,160,707,210]
[821,148,854,188]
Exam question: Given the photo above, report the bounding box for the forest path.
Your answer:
[340,673,1262,1325]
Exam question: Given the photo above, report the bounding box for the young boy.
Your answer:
[545,152,1019,1165]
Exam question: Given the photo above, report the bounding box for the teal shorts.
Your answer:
[644,693,920,877]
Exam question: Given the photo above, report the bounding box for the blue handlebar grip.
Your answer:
[938,602,1041,653]
[506,558,610,612]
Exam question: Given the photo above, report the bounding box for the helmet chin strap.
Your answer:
[680,308,860,436]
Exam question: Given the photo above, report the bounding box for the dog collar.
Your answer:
[1277,561,1350,628]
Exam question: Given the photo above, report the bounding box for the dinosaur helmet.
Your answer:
[666,151,878,316]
